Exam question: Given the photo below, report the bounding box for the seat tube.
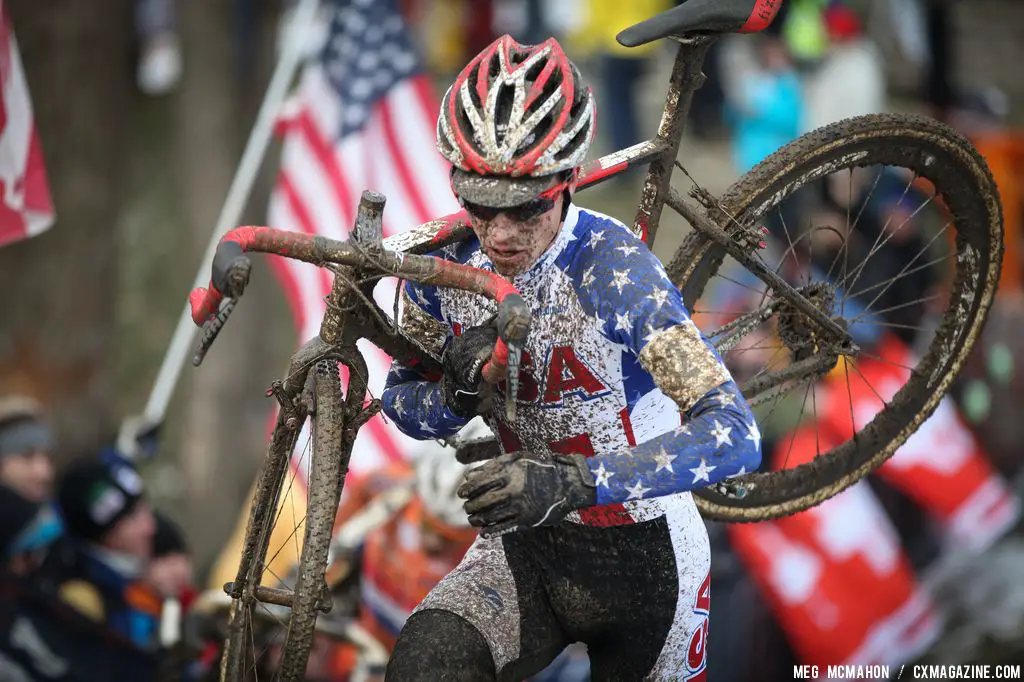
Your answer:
[633,36,714,249]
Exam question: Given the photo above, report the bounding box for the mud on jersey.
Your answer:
[382,204,761,526]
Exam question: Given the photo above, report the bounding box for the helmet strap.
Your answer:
[559,168,578,223]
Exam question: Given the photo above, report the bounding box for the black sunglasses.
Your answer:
[459,195,556,222]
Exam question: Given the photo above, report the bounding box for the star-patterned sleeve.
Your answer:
[381,281,470,440]
[570,220,762,504]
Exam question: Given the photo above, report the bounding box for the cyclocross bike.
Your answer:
[187,0,1003,679]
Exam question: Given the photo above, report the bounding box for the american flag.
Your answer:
[268,0,458,484]
[0,2,53,247]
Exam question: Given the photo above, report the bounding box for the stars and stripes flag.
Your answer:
[0,2,54,247]
[268,0,458,485]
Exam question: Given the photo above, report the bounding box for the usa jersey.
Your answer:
[382,204,761,526]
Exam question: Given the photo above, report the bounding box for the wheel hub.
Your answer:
[777,282,840,357]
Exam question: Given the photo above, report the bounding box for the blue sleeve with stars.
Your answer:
[380,281,469,440]
[590,380,760,504]
[569,217,762,504]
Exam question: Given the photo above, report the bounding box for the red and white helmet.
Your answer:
[437,35,596,208]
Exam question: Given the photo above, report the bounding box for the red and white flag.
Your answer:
[0,2,53,247]
[268,0,458,484]
[730,333,1020,670]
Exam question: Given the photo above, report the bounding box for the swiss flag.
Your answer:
[0,2,54,248]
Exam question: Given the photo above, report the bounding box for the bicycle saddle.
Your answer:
[617,0,782,47]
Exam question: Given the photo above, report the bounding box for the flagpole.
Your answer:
[118,0,322,459]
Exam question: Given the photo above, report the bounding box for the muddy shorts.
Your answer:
[412,505,711,681]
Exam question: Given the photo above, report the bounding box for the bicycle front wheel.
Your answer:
[219,356,363,681]
[667,113,1002,522]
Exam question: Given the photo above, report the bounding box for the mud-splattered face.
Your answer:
[467,182,565,277]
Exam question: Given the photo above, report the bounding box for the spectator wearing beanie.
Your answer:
[0,395,56,503]
[56,457,162,650]
[0,484,64,577]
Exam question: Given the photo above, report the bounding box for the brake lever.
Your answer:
[504,343,522,423]
[193,298,237,367]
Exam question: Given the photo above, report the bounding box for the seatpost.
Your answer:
[632,35,714,249]
[320,191,386,345]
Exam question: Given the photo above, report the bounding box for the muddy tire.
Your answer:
[666,114,1002,522]
[275,360,348,680]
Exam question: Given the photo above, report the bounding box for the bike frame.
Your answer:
[203,33,858,682]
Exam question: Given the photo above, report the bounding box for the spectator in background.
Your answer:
[803,4,886,133]
[0,478,162,681]
[575,0,671,156]
[55,457,163,652]
[136,0,182,95]
[0,484,64,578]
[779,0,830,69]
[727,33,803,175]
[0,395,56,503]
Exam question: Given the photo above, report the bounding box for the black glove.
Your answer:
[441,323,498,418]
[457,452,598,537]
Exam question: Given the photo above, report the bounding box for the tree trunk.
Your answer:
[173,0,291,571]
[0,0,134,460]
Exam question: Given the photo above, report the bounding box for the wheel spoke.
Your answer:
[847,358,889,408]
[747,345,790,383]
[845,252,950,301]
[777,208,805,287]
[811,381,820,460]
[843,187,935,295]
[728,342,786,355]
[848,292,944,324]
[781,380,815,471]
[841,172,917,291]
[712,271,770,296]
[855,350,917,373]
[851,319,930,333]
[854,221,952,317]
[842,358,858,443]
[264,437,312,584]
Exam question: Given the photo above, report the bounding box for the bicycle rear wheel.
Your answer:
[667,113,1002,521]
[220,357,362,681]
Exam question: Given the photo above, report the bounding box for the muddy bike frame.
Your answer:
[189,33,858,682]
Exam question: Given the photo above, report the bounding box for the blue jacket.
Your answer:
[729,69,804,173]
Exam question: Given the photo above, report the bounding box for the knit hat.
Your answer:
[57,458,145,543]
[824,5,862,43]
[152,511,187,558]
[0,484,63,558]
[0,395,55,459]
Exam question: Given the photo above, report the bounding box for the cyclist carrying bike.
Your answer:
[380,34,762,680]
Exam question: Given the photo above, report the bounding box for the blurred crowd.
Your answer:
[0,396,199,680]
[6,0,1023,680]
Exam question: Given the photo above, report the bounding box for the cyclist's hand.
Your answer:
[441,323,498,418]
[457,452,597,537]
